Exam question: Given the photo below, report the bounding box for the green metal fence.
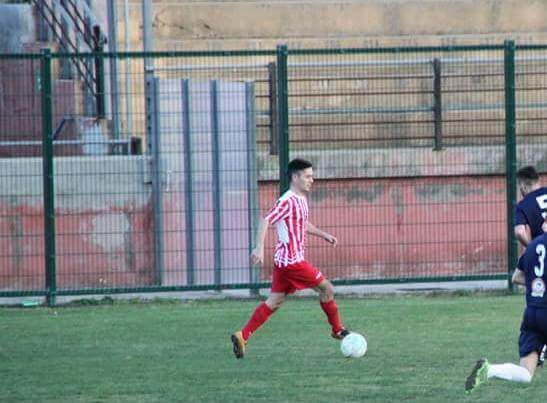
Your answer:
[2,41,545,304]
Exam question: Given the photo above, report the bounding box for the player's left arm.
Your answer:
[306,222,337,246]
[512,268,526,286]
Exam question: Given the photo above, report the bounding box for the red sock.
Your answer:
[242,302,274,341]
[320,299,343,334]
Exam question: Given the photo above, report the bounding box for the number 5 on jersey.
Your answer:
[536,195,547,220]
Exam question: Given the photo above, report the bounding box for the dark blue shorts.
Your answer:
[519,306,547,358]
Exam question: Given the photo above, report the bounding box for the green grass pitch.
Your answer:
[1,292,546,402]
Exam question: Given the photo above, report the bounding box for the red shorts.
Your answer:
[271,260,325,294]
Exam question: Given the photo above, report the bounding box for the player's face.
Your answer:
[519,184,526,197]
[294,168,314,193]
[519,182,528,197]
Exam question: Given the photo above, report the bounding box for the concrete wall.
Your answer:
[122,0,547,50]
[0,156,153,291]
[0,4,35,53]
[260,176,508,281]
[0,144,543,291]
[258,144,547,181]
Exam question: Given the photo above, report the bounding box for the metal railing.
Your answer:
[1,41,547,304]
[31,0,106,117]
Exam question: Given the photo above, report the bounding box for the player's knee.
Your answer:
[319,281,335,300]
[520,369,533,383]
[266,296,285,310]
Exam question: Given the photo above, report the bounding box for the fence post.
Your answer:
[245,82,260,295]
[181,79,195,286]
[210,80,223,289]
[433,58,443,151]
[504,40,517,291]
[41,49,57,306]
[268,62,279,155]
[151,77,164,285]
[276,44,290,195]
[107,0,121,140]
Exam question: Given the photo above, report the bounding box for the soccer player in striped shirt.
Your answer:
[231,158,349,359]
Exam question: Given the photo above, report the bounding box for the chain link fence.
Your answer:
[2,42,545,303]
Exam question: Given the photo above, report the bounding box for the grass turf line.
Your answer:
[0,293,544,402]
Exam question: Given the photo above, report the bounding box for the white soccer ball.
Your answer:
[340,332,367,358]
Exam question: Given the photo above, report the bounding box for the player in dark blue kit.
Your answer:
[465,233,547,392]
[514,166,547,247]
[514,165,547,366]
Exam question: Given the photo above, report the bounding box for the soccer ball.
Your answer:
[340,332,367,358]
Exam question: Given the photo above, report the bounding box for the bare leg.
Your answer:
[519,351,539,378]
[314,279,334,302]
[265,292,287,311]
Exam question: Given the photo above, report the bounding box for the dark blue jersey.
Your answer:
[518,233,547,308]
[514,187,547,239]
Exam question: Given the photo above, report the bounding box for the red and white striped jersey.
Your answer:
[264,190,309,267]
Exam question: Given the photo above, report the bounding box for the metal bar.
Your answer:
[71,0,101,28]
[57,0,75,78]
[277,44,290,195]
[0,53,43,60]
[53,0,98,36]
[60,0,94,50]
[143,0,155,152]
[148,54,547,73]
[107,0,121,140]
[151,78,164,285]
[123,0,133,138]
[52,117,70,140]
[433,58,443,151]
[31,0,96,94]
[0,139,132,146]
[37,0,50,41]
[245,82,260,295]
[516,44,547,50]
[210,80,223,289]
[154,63,270,72]
[143,0,153,69]
[290,90,434,97]
[46,50,278,58]
[93,25,106,118]
[268,62,279,155]
[182,79,195,286]
[290,106,433,115]
[288,44,505,55]
[41,49,57,307]
[0,273,507,298]
[504,40,518,292]
[65,0,96,48]
[290,59,433,68]
[21,49,547,61]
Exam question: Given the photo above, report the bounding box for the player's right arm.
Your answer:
[515,224,532,247]
[512,254,527,286]
[512,268,526,286]
[250,218,269,266]
[250,199,291,266]
[514,205,532,247]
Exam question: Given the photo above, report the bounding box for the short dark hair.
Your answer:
[287,158,313,183]
[517,165,539,185]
